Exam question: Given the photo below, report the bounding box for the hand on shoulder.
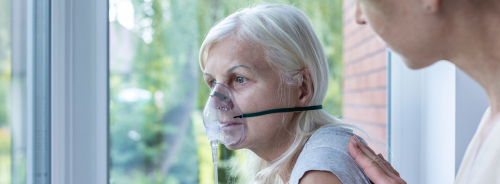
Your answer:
[299,170,343,184]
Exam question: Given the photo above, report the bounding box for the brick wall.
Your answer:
[342,0,388,157]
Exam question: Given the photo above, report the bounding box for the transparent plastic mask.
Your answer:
[203,83,245,147]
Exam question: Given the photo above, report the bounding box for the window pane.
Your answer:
[4,0,28,182]
[1,0,28,183]
[0,0,12,180]
[0,0,11,182]
[109,0,200,183]
[109,0,344,184]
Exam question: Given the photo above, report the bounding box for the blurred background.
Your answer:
[0,0,490,183]
[0,0,15,183]
[107,0,343,183]
[0,0,389,183]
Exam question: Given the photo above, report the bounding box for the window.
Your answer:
[388,51,489,183]
[3,0,346,183]
[1,0,29,183]
[0,0,14,183]
[108,0,345,183]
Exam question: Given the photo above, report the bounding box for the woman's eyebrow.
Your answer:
[203,73,214,78]
[227,65,251,73]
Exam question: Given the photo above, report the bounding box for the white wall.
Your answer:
[389,51,489,184]
[389,51,424,184]
[419,61,456,184]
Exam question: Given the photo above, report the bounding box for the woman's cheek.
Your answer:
[234,78,254,92]
[235,83,257,101]
[233,94,254,114]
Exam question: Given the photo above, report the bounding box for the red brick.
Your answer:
[343,20,365,38]
[343,3,355,21]
[343,71,387,90]
[343,0,354,10]
[343,108,387,125]
[343,90,387,106]
[344,37,386,64]
[342,1,389,157]
[344,51,387,76]
[344,26,373,50]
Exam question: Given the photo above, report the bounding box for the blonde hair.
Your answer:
[199,4,358,183]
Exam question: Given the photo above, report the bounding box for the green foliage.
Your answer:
[0,0,12,128]
[0,0,12,183]
[110,0,200,183]
[110,0,343,183]
[0,129,11,184]
[0,0,345,183]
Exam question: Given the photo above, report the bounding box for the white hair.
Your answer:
[199,4,359,184]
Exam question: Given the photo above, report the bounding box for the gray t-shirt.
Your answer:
[289,126,371,184]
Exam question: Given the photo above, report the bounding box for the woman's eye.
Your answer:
[211,80,217,87]
[236,77,247,83]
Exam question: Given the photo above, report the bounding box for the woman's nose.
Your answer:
[355,1,367,25]
[215,101,235,116]
[212,91,235,111]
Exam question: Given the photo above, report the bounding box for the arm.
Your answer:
[299,170,343,184]
[348,136,406,184]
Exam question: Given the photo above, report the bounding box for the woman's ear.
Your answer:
[298,69,314,106]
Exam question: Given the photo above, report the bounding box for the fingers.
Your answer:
[348,136,407,184]
[358,136,376,156]
[379,154,401,177]
[351,137,393,176]
[348,136,393,183]
[354,136,378,160]
[378,153,400,177]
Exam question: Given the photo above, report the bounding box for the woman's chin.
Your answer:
[224,140,247,150]
[225,144,241,150]
[402,56,438,70]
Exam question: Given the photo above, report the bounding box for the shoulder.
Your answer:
[289,126,371,184]
[299,170,342,184]
[305,126,356,150]
[311,126,354,138]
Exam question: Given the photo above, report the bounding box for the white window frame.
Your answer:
[27,0,52,183]
[388,51,489,184]
[50,0,108,183]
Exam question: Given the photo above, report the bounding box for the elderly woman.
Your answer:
[200,4,370,184]
[348,0,500,183]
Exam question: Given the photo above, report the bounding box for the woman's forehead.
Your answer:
[204,38,268,74]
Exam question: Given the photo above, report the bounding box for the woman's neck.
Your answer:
[248,127,300,183]
[450,1,500,138]
[450,7,500,115]
[248,128,295,161]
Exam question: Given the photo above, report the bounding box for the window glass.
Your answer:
[2,0,28,183]
[1,0,27,183]
[109,0,343,183]
[0,0,12,183]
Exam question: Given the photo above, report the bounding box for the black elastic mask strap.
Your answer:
[233,105,322,118]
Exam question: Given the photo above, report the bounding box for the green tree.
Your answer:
[110,0,200,183]
[109,0,343,183]
[0,0,12,183]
